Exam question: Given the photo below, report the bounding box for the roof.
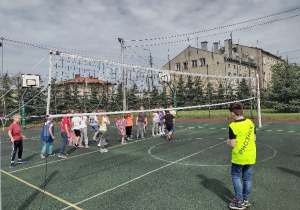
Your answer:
[56,74,116,85]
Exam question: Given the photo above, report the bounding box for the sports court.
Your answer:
[1,119,299,210]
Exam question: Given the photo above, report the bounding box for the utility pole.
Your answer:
[118,38,126,111]
[0,37,3,76]
[144,49,154,90]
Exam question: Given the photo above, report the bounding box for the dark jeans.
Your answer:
[60,131,68,155]
[126,126,132,137]
[11,140,23,161]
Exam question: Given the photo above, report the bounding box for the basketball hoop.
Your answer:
[22,74,40,88]
[158,71,171,84]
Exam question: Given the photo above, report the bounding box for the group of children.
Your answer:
[8,102,256,209]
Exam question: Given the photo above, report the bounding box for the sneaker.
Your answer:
[79,145,85,148]
[74,144,78,149]
[58,154,68,159]
[103,149,108,152]
[228,198,245,210]
[49,153,56,157]
[9,162,15,168]
[243,199,251,207]
[121,141,127,145]
[40,154,46,159]
[127,137,133,140]
[85,145,89,149]
[97,143,101,147]
[63,153,69,156]
[105,142,108,145]
[100,149,105,153]
[93,136,96,141]
[17,160,27,164]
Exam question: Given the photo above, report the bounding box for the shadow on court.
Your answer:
[17,170,59,210]
[277,167,300,178]
[197,174,234,203]
[24,153,39,162]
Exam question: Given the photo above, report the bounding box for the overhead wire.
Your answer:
[126,13,300,48]
[125,7,300,42]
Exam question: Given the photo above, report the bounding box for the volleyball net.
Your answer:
[45,50,261,126]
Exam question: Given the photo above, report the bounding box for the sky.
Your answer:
[1,0,300,82]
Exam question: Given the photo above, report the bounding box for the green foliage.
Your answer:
[269,63,300,113]
[193,77,204,106]
[236,78,251,108]
[204,81,214,104]
[176,75,185,107]
[184,75,194,106]
[127,84,139,110]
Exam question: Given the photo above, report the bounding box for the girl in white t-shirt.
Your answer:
[152,110,159,136]
[71,110,82,149]
[94,110,110,153]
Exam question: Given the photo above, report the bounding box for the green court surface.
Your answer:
[1,120,299,210]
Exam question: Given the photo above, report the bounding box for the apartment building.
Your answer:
[163,39,284,89]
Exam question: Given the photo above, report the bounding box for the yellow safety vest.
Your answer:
[229,119,256,165]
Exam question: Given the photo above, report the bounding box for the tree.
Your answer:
[216,80,225,109]
[193,77,204,106]
[226,83,236,103]
[1,73,18,116]
[176,75,186,107]
[88,86,100,110]
[268,63,300,113]
[71,83,82,110]
[236,78,251,108]
[149,85,160,108]
[184,75,194,106]
[127,84,139,110]
[205,81,214,105]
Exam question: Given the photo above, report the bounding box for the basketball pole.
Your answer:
[21,87,29,130]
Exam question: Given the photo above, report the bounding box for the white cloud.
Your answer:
[0,0,299,77]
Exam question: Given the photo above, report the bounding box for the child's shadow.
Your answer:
[197,174,234,203]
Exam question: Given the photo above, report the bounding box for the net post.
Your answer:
[256,74,262,128]
[118,38,126,111]
[46,51,53,116]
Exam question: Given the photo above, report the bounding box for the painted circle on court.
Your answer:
[148,139,276,167]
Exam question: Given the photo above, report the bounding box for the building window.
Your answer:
[183,61,188,70]
[200,58,206,67]
[176,63,181,71]
[191,60,197,68]
[228,64,230,68]
[234,65,236,69]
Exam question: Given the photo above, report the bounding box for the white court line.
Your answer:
[61,140,226,210]
[258,122,271,129]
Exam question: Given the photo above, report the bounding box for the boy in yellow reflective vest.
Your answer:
[227,102,256,210]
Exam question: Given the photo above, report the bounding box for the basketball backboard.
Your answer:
[22,74,40,88]
[158,71,171,83]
